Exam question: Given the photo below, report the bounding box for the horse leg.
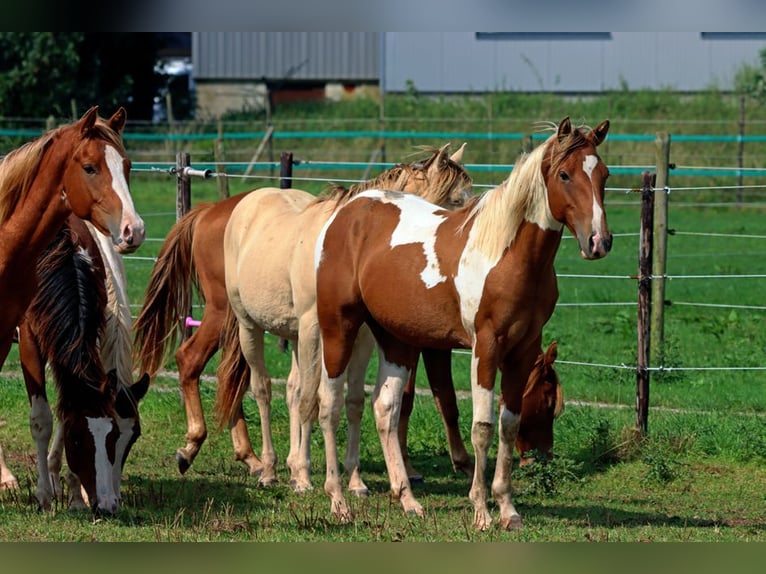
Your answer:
[284,346,307,490]
[398,356,421,483]
[174,313,221,474]
[0,444,19,490]
[468,333,501,531]
[18,322,54,510]
[421,348,473,479]
[237,322,277,486]
[492,354,533,531]
[369,334,423,517]
[344,326,375,496]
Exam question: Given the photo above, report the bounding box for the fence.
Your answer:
[127,131,766,436]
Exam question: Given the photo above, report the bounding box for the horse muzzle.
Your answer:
[580,231,612,260]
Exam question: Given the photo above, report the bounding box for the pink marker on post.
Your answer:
[185,317,201,329]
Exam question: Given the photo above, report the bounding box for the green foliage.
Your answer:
[0,32,83,117]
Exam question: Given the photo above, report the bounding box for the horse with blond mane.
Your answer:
[314,117,610,529]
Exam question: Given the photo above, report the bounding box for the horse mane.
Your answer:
[459,124,591,263]
[314,146,471,208]
[0,116,125,226]
[26,221,111,418]
[0,134,52,225]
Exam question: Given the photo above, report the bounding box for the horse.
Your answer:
[132,144,470,478]
[0,106,145,514]
[18,215,149,512]
[215,144,474,493]
[398,340,564,482]
[313,117,611,529]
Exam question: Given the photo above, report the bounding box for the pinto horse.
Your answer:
[18,215,149,512]
[215,145,473,492]
[133,144,470,478]
[0,106,145,514]
[314,117,611,529]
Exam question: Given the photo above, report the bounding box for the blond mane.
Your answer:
[316,146,471,209]
[459,124,592,263]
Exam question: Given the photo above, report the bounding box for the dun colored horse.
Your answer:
[133,145,470,479]
[215,145,474,492]
[314,117,611,529]
[0,106,145,514]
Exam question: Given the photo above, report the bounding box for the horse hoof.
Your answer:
[501,514,523,531]
[175,452,191,475]
[289,479,313,493]
[350,487,369,498]
[408,475,424,485]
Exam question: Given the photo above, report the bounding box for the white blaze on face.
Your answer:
[105,145,144,244]
[387,193,447,288]
[86,416,118,511]
[583,154,604,233]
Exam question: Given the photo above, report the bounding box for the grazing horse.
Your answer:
[314,117,611,529]
[132,144,470,478]
[18,215,149,511]
[0,106,145,514]
[399,340,564,481]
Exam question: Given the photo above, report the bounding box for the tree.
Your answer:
[734,47,766,102]
[0,33,164,121]
[0,32,83,118]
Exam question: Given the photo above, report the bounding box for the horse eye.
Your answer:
[84,164,97,175]
[558,171,570,182]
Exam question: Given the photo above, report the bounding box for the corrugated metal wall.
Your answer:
[193,32,380,81]
[193,32,766,92]
[383,32,766,92]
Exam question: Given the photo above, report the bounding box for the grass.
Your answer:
[1,90,765,541]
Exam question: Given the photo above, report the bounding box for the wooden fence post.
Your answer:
[280,151,294,189]
[650,133,670,367]
[637,171,656,434]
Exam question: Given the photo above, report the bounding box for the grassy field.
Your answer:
[1,91,765,541]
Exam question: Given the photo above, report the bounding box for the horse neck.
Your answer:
[0,137,72,265]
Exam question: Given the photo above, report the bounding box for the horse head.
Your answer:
[543,117,612,260]
[516,341,564,466]
[62,106,145,254]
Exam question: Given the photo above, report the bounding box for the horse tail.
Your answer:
[213,304,251,430]
[28,220,108,414]
[133,203,213,377]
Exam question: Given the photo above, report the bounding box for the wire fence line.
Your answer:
[121,159,766,376]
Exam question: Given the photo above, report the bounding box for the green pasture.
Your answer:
[1,91,766,540]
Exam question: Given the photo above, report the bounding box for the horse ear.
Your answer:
[449,142,467,164]
[545,340,558,364]
[131,373,151,403]
[107,107,127,135]
[588,119,610,147]
[556,117,572,142]
[78,106,100,136]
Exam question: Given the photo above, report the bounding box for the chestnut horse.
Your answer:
[399,340,564,481]
[0,106,145,514]
[18,215,149,511]
[213,145,472,492]
[133,144,470,478]
[314,117,611,529]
